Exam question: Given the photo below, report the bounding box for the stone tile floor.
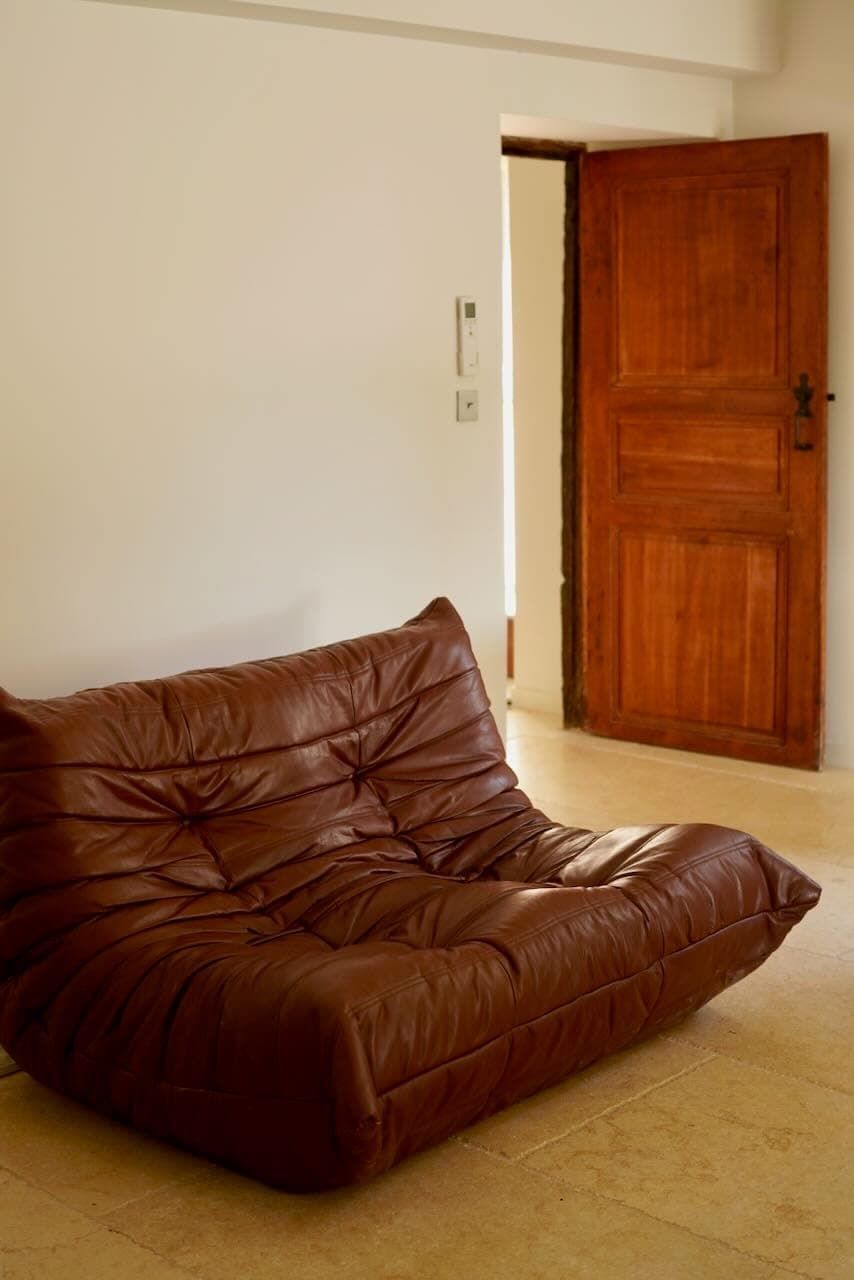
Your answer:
[1,710,852,1279]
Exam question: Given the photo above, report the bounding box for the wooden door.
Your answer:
[579,135,828,767]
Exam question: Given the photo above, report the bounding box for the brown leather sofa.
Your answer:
[0,599,820,1190]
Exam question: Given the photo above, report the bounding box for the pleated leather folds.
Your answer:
[0,599,820,1188]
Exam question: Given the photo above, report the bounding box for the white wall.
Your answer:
[0,0,734,728]
[507,157,565,715]
[734,0,854,767]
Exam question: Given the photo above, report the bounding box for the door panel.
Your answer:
[613,414,787,507]
[615,530,785,737]
[580,135,827,767]
[614,174,788,385]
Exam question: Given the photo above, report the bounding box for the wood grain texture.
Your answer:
[614,176,786,384]
[502,137,586,160]
[615,530,785,737]
[579,134,828,767]
[614,414,786,507]
[561,154,584,726]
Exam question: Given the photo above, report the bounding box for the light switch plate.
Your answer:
[456,389,479,422]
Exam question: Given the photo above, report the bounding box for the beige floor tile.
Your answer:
[703,787,854,869]
[97,1141,780,1280]
[828,848,854,869]
[780,858,854,958]
[508,720,854,868]
[524,1055,854,1280]
[827,853,854,873]
[512,718,854,799]
[0,1074,202,1218]
[0,1169,193,1280]
[505,709,564,742]
[664,946,854,1096]
[457,1035,713,1160]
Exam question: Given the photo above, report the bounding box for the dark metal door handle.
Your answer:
[793,372,814,451]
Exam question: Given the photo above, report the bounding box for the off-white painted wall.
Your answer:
[734,0,854,767]
[1,0,733,727]
[226,0,780,75]
[507,157,565,715]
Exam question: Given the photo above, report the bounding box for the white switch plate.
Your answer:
[456,389,479,422]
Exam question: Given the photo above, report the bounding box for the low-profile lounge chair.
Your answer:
[0,599,820,1189]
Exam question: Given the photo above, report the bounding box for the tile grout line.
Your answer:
[0,1156,202,1280]
[450,1135,814,1280]
[521,1161,816,1280]
[86,1176,193,1220]
[0,1079,213,1225]
[0,1227,105,1260]
[659,1032,854,1101]
[508,1052,719,1162]
[96,1216,209,1280]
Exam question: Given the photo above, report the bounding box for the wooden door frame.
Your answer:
[501,138,585,726]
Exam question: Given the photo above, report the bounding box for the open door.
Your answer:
[579,134,828,768]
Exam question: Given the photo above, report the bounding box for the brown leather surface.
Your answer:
[0,599,820,1189]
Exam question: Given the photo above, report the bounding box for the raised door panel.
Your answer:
[615,530,786,739]
[614,174,788,387]
[613,414,787,508]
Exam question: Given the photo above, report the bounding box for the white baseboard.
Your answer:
[825,740,854,769]
[509,685,563,715]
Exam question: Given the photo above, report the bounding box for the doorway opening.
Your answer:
[501,136,583,726]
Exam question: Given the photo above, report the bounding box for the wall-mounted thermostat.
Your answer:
[456,296,479,376]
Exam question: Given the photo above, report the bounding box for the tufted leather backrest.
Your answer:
[0,599,526,976]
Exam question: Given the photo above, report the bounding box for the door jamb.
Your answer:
[501,137,585,727]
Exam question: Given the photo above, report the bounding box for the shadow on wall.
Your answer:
[7,596,322,698]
